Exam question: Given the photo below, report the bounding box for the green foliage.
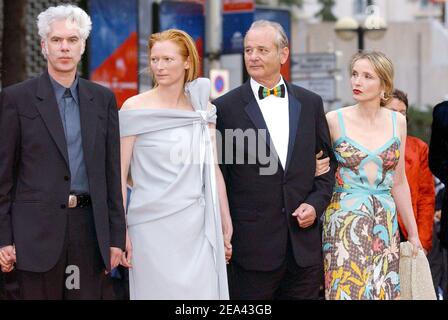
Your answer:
[315,0,337,22]
[279,0,303,6]
[407,106,433,144]
[255,0,303,7]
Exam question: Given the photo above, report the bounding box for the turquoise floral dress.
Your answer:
[323,109,401,300]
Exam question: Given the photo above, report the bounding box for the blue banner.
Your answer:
[254,8,291,40]
[222,12,254,54]
[89,0,139,106]
[159,1,205,60]
[89,0,138,71]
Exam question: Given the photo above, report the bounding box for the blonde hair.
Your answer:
[148,29,199,86]
[350,51,394,106]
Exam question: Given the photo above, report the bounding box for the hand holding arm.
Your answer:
[315,150,330,177]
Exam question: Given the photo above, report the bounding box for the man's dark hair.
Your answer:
[392,89,408,110]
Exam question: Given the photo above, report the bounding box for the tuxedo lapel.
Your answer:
[78,79,97,167]
[35,71,69,167]
[244,99,271,146]
[284,83,302,173]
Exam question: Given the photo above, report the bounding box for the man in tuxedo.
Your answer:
[429,101,448,250]
[429,101,448,299]
[0,5,126,299]
[213,20,336,299]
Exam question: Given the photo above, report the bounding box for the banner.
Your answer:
[159,1,205,76]
[89,0,138,107]
[222,0,255,54]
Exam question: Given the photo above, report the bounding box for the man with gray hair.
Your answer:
[213,20,336,299]
[0,4,126,299]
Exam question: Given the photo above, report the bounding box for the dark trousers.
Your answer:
[0,271,20,300]
[228,236,323,300]
[16,207,112,300]
[428,220,448,299]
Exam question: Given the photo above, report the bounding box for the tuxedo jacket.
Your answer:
[429,101,448,248]
[0,71,126,272]
[214,80,336,271]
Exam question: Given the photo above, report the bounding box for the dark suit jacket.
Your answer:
[214,80,336,271]
[429,101,448,248]
[0,71,126,272]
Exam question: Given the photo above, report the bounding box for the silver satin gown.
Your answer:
[119,78,229,300]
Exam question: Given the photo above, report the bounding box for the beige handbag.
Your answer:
[399,241,437,300]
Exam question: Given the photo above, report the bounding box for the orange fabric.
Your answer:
[398,136,435,251]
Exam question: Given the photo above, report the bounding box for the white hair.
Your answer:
[246,20,289,49]
[37,4,92,41]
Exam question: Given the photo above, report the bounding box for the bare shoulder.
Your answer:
[121,90,155,110]
[393,109,406,126]
[385,108,406,128]
[326,105,354,124]
[325,110,338,122]
[393,109,407,136]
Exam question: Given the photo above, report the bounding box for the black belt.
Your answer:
[68,193,91,208]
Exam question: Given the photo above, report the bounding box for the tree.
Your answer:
[315,0,337,22]
[255,0,303,7]
[278,0,303,6]
[1,0,28,87]
[407,106,433,144]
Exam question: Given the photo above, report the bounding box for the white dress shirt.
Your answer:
[250,77,290,169]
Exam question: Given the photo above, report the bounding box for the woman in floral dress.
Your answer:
[322,51,423,300]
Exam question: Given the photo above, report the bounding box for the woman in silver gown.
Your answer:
[119,29,232,300]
